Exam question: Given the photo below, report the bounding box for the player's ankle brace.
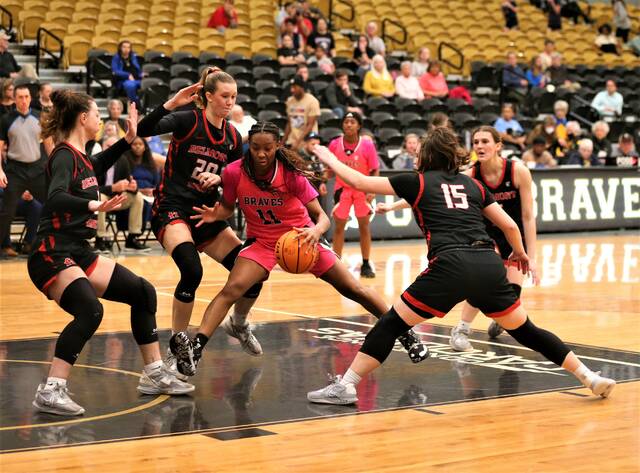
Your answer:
[506,317,570,366]
[360,308,412,363]
[171,242,203,303]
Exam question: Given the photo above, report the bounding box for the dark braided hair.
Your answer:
[244,121,316,191]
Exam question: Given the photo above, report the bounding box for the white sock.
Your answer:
[46,377,67,386]
[144,360,164,374]
[573,364,597,387]
[340,369,362,386]
[457,321,471,331]
[231,310,250,327]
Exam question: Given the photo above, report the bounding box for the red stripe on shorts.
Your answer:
[402,291,446,318]
[486,299,521,318]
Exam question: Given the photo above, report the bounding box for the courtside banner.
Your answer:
[324,167,640,239]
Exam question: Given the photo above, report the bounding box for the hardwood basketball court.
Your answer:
[0,232,638,472]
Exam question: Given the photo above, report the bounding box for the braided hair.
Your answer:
[244,121,316,191]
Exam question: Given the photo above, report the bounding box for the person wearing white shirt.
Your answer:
[395,61,424,101]
[591,80,624,117]
[229,104,257,143]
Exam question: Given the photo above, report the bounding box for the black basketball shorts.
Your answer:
[151,205,230,251]
[400,248,521,319]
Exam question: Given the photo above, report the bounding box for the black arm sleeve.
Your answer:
[388,173,421,205]
[90,138,130,176]
[137,105,197,139]
[228,127,243,163]
[47,151,92,213]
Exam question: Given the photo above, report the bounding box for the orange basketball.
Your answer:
[275,230,320,274]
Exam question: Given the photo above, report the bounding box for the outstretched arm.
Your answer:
[137,83,203,137]
[483,202,528,274]
[376,198,410,214]
[314,145,397,196]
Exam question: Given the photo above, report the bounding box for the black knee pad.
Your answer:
[222,245,262,299]
[102,264,158,346]
[506,317,570,366]
[221,244,242,271]
[510,283,522,298]
[171,241,203,303]
[56,278,104,364]
[360,308,411,364]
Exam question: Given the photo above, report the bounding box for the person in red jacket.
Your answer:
[207,0,238,32]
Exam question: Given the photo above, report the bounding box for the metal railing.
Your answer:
[86,53,113,95]
[438,41,463,73]
[381,18,407,48]
[36,27,63,75]
[329,0,355,26]
[0,6,13,34]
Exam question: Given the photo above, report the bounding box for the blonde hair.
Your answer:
[194,66,236,110]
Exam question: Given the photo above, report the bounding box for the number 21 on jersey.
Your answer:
[441,184,468,209]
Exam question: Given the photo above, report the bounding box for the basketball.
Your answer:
[275,230,319,274]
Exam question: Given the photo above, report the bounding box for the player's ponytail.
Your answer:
[195,66,236,109]
[245,121,316,190]
[41,89,94,142]
[417,126,470,173]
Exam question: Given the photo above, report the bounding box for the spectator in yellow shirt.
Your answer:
[363,55,395,98]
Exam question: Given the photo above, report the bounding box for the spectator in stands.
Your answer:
[525,56,547,88]
[395,61,424,101]
[278,34,306,66]
[501,0,519,31]
[306,18,335,57]
[229,104,257,144]
[298,0,325,29]
[284,75,320,151]
[280,18,305,51]
[353,34,375,74]
[279,3,312,41]
[566,138,600,166]
[325,70,363,118]
[103,99,127,141]
[494,103,526,151]
[298,131,327,198]
[307,45,335,75]
[539,39,556,71]
[561,0,592,25]
[595,24,620,54]
[276,2,297,28]
[591,80,623,117]
[146,135,165,158]
[502,52,528,101]
[523,136,557,168]
[392,133,420,170]
[207,0,238,32]
[0,32,37,79]
[111,40,142,107]
[552,120,581,163]
[0,79,14,117]
[411,47,431,78]
[0,188,42,256]
[548,53,580,91]
[610,133,638,167]
[94,136,148,253]
[419,60,448,99]
[0,84,47,257]
[124,136,160,225]
[553,100,569,135]
[612,0,632,43]
[33,82,53,113]
[527,115,557,149]
[363,55,395,98]
[590,121,613,164]
[364,21,386,56]
[547,0,562,31]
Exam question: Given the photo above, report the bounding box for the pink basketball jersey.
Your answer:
[328,136,380,190]
[222,160,319,242]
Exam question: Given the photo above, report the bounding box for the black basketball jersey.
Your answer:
[37,143,100,240]
[471,158,524,251]
[389,171,496,257]
[154,108,242,210]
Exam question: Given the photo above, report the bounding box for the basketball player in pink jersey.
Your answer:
[168,121,429,377]
[328,112,379,278]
